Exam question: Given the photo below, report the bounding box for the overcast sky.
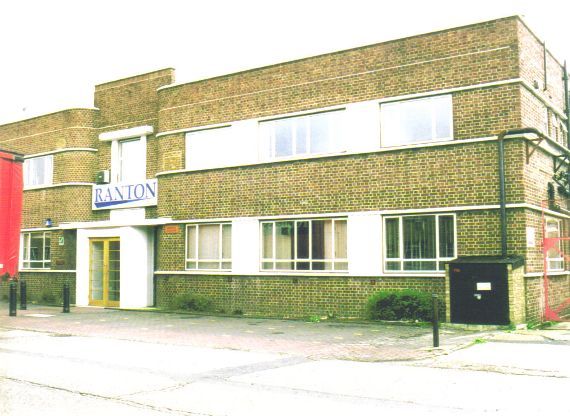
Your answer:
[1,0,569,125]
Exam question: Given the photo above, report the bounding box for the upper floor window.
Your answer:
[546,219,564,271]
[23,155,53,188]
[381,95,453,147]
[261,218,348,272]
[185,223,232,270]
[384,214,455,272]
[100,125,152,183]
[117,138,145,183]
[260,110,345,159]
[21,231,51,269]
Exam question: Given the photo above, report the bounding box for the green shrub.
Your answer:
[171,293,213,312]
[366,290,432,322]
[37,289,58,305]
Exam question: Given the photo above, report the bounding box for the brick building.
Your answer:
[1,16,569,324]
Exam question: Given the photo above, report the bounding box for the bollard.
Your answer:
[432,294,440,348]
[20,280,27,310]
[63,283,70,313]
[9,281,17,317]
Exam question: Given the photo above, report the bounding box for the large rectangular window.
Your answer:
[22,232,51,269]
[185,223,232,270]
[23,155,53,187]
[261,218,347,272]
[260,110,344,159]
[546,219,564,271]
[381,95,453,147]
[384,214,455,272]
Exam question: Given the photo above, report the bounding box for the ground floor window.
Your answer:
[546,219,564,271]
[384,214,455,272]
[22,231,51,269]
[261,218,348,271]
[185,223,232,270]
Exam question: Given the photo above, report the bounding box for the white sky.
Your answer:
[0,0,569,125]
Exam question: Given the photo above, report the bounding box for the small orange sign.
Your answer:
[164,225,180,234]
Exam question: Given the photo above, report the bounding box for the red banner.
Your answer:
[0,150,23,279]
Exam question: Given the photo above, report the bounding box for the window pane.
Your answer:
[334,220,347,259]
[434,95,452,139]
[385,218,400,258]
[30,234,44,261]
[296,221,309,259]
[44,234,51,261]
[404,261,437,271]
[23,234,30,261]
[186,226,197,260]
[334,261,348,271]
[310,113,333,154]
[295,119,308,154]
[274,119,293,157]
[438,215,455,258]
[222,224,232,259]
[403,216,436,259]
[198,261,220,269]
[276,261,294,270]
[398,99,432,144]
[386,261,401,271]
[262,261,273,270]
[119,139,145,183]
[262,223,273,259]
[311,220,325,260]
[198,225,220,259]
[297,261,310,270]
[275,222,294,260]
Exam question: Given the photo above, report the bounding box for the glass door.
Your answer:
[89,238,120,307]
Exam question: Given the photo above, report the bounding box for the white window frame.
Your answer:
[260,109,345,160]
[546,218,564,272]
[185,223,232,271]
[21,231,51,269]
[383,213,456,273]
[260,218,348,272]
[23,155,53,188]
[380,94,453,147]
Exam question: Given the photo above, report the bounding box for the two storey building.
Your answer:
[1,16,569,324]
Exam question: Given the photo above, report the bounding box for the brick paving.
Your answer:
[0,303,494,362]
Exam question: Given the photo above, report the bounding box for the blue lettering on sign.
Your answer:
[94,180,157,209]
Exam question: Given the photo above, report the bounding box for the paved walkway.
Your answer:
[0,303,493,361]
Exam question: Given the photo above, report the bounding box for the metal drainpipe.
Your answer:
[563,61,570,148]
[498,131,508,257]
[497,127,546,258]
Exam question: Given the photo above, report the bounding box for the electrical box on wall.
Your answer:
[95,170,110,184]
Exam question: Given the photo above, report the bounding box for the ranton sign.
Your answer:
[92,179,158,210]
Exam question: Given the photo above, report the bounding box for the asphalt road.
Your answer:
[1,306,569,415]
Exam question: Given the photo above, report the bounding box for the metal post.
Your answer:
[62,283,70,313]
[9,281,17,317]
[20,280,27,310]
[432,294,440,348]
